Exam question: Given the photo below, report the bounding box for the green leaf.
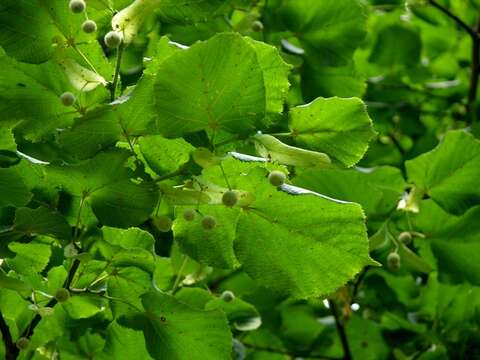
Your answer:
[140,291,232,360]
[102,226,154,251]
[414,200,480,284]
[369,24,422,67]
[154,33,266,137]
[205,296,261,331]
[14,206,71,240]
[99,321,153,360]
[244,38,292,123]
[406,131,480,215]
[293,166,406,219]
[275,0,368,66]
[0,0,74,63]
[0,52,76,141]
[235,178,377,298]
[139,135,194,175]
[0,166,32,207]
[174,205,240,269]
[288,97,377,167]
[62,294,107,319]
[157,0,233,24]
[56,106,123,160]
[0,273,32,292]
[7,242,51,275]
[46,149,158,227]
[301,60,366,100]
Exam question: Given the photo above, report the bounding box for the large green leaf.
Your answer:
[275,0,368,66]
[0,166,32,207]
[235,172,377,298]
[0,0,78,63]
[244,38,292,123]
[99,321,153,360]
[140,291,232,360]
[14,206,71,240]
[414,200,480,284]
[293,166,406,219]
[0,52,75,141]
[154,33,266,137]
[301,60,366,100]
[156,0,233,24]
[7,242,51,275]
[139,135,194,176]
[288,97,376,167]
[406,131,480,215]
[174,205,240,269]
[369,24,422,67]
[185,158,377,298]
[46,149,158,227]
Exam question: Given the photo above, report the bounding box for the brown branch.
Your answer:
[21,259,80,340]
[328,299,352,360]
[467,21,480,117]
[428,0,478,40]
[0,312,17,360]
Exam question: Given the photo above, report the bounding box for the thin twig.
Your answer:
[170,256,189,294]
[328,299,352,360]
[110,43,124,102]
[467,20,480,119]
[428,0,478,40]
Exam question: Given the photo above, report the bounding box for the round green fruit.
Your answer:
[387,252,401,271]
[221,290,235,302]
[222,190,238,207]
[252,20,264,32]
[69,0,86,13]
[60,92,76,106]
[82,20,97,34]
[54,288,70,302]
[183,208,196,222]
[268,171,286,187]
[16,337,30,350]
[398,231,412,245]
[153,215,173,233]
[104,31,122,48]
[202,215,216,230]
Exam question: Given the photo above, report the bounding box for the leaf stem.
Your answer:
[72,44,100,76]
[171,255,189,294]
[328,299,352,360]
[110,43,125,102]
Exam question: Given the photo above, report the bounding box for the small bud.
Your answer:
[104,31,122,48]
[398,231,412,245]
[202,215,216,230]
[54,288,70,303]
[69,0,86,14]
[183,208,196,221]
[60,91,76,106]
[268,171,286,187]
[387,252,401,271]
[82,20,97,34]
[221,290,235,302]
[222,190,238,207]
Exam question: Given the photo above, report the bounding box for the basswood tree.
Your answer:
[0,0,479,359]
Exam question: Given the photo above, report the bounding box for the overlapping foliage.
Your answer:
[0,0,479,359]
